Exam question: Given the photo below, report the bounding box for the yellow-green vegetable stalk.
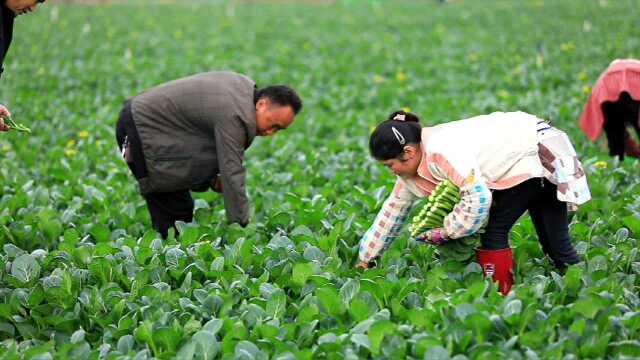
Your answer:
[5,116,31,133]
[409,179,460,237]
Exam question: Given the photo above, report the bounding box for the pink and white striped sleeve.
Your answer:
[358,180,417,263]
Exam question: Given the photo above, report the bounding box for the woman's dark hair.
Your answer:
[255,85,303,114]
[369,110,423,160]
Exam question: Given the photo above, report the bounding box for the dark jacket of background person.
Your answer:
[131,71,257,225]
[0,3,15,78]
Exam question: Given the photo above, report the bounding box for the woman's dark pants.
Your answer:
[480,178,581,268]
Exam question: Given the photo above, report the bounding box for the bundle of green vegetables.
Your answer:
[410,180,479,261]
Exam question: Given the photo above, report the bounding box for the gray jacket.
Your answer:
[131,71,257,225]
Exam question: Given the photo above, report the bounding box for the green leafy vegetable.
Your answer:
[4,116,31,133]
[410,180,479,261]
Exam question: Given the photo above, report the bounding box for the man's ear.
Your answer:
[256,98,270,111]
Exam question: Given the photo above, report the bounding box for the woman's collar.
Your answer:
[416,127,432,179]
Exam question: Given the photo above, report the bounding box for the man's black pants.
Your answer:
[480,178,581,268]
[115,100,194,238]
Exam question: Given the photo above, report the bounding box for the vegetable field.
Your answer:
[1,0,639,358]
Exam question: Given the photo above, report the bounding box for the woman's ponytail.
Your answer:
[369,110,423,160]
[386,110,421,123]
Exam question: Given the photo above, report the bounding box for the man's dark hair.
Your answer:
[369,110,423,160]
[255,85,303,114]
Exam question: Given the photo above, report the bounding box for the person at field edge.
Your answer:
[356,110,591,295]
[115,71,303,238]
[579,59,640,160]
[0,0,46,131]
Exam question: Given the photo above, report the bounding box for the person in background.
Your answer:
[357,110,590,295]
[116,71,302,238]
[580,59,640,160]
[0,0,46,131]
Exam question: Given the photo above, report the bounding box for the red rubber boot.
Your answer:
[476,248,514,295]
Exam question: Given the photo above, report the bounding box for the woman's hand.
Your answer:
[355,261,370,269]
[416,228,450,245]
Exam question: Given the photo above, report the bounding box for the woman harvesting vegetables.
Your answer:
[356,110,591,294]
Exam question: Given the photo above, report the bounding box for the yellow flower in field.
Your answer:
[2,144,10,152]
[79,130,90,138]
[396,71,407,82]
[95,140,103,146]
[498,90,510,98]
[65,148,77,157]
[468,53,479,62]
[594,161,608,169]
[578,71,588,81]
[373,74,385,83]
[582,85,592,94]
[560,42,576,53]
[66,139,76,148]
[402,107,412,113]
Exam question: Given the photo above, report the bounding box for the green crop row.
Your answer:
[0,0,638,358]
